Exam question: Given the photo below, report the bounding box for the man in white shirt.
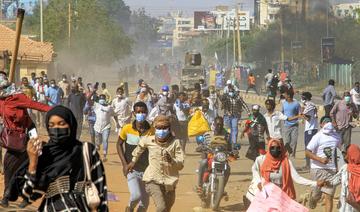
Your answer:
[201,99,216,129]
[306,117,342,212]
[263,99,298,139]
[94,94,118,161]
[173,92,190,152]
[350,81,360,110]
[111,87,131,133]
[300,92,318,171]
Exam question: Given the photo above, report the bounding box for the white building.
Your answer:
[173,17,194,47]
[256,0,290,26]
[333,2,360,19]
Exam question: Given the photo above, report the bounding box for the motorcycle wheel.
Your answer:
[211,175,225,211]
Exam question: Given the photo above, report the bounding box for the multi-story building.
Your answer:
[333,2,360,19]
[173,17,194,47]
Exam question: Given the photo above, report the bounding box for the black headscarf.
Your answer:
[8,106,83,200]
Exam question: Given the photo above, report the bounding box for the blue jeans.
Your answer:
[224,115,239,149]
[95,128,110,156]
[127,170,149,211]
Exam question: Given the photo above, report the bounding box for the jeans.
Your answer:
[145,182,176,212]
[304,129,317,167]
[88,122,95,144]
[283,124,299,157]
[224,115,239,149]
[127,171,149,211]
[95,128,111,156]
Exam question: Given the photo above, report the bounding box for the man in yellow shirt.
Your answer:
[101,82,112,104]
[117,102,154,212]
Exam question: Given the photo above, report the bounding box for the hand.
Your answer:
[163,152,172,163]
[257,183,263,191]
[127,162,135,173]
[122,165,129,176]
[317,180,326,187]
[27,139,40,162]
[319,157,330,165]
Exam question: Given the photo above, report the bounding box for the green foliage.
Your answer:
[23,0,133,65]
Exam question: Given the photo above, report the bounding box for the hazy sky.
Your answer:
[123,0,254,17]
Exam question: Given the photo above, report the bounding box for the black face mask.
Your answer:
[270,147,282,158]
[48,128,71,144]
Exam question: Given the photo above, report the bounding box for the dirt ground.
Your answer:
[0,123,336,212]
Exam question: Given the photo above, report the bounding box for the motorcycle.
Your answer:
[196,135,238,211]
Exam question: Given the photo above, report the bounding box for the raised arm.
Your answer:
[14,94,51,112]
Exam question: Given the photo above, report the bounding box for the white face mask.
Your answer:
[162,92,168,96]
[50,84,56,88]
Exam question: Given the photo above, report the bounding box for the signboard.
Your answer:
[194,11,218,30]
[291,41,303,49]
[321,37,335,63]
[1,0,39,19]
[224,10,250,31]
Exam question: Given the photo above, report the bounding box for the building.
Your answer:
[255,0,290,26]
[333,2,360,19]
[0,24,55,80]
[173,17,194,47]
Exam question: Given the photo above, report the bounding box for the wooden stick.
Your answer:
[9,9,25,83]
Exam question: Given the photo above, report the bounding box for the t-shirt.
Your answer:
[119,122,155,172]
[264,111,288,139]
[350,88,360,105]
[264,73,274,86]
[45,86,63,106]
[282,100,300,127]
[306,131,341,170]
[93,103,114,133]
[173,100,190,121]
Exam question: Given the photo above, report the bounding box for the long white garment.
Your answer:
[329,164,359,212]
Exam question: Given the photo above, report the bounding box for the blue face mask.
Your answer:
[155,128,170,139]
[135,113,146,122]
[99,99,106,105]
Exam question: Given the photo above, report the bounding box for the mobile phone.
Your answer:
[29,128,38,139]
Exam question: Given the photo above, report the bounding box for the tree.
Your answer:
[23,0,132,65]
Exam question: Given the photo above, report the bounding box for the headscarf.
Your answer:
[260,139,296,199]
[347,144,360,202]
[8,106,83,200]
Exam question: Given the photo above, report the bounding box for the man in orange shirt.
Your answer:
[246,73,260,96]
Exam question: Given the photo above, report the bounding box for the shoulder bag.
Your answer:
[0,103,27,152]
[83,142,101,211]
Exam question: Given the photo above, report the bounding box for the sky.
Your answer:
[123,0,255,17]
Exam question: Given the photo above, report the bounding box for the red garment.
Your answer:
[260,139,296,199]
[347,144,360,202]
[0,93,51,132]
[280,72,287,82]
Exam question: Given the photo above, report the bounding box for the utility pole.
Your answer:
[226,17,230,68]
[233,18,236,65]
[280,12,284,71]
[236,3,242,64]
[40,0,43,42]
[68,1,71,48]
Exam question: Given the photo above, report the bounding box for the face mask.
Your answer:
[48,128,70,144]
[50,84,55,88]
[155,128,170,140]
[228,92,234,97]
[62,79,66,82]
[269,147,282,158]
[344,96,351,103]
[135,113,146,122]
[99,99,106,105]
[162,92,168,96]
[301,99,306,104]
[117,94,123,98]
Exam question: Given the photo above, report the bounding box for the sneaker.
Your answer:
[0,198,8,208]
[18,199,30,208]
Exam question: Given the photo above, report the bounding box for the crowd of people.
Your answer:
[0,68,358,212]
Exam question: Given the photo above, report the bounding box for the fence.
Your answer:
[319,63,353,89]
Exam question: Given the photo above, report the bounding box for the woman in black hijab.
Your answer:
[7,106,108,211]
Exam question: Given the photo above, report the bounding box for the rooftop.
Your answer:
[0,24,54,63]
